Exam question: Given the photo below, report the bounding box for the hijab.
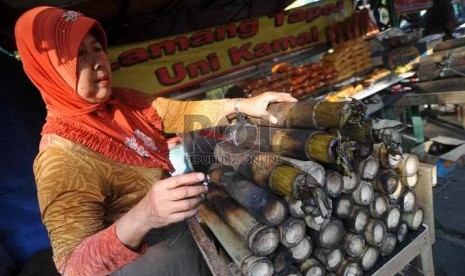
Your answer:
[15,6,173,171]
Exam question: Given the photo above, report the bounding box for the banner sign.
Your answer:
[394,0,432,15]
[108,0,351,95]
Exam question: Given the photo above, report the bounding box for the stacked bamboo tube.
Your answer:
[197,101,424,276]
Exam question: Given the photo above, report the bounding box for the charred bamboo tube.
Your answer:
[343,232,365,258]
[342,171,361,193]
[379,233,397,257]
[374,170,400,195]
[199,203,274,276]
[309,218,345,249]
[334,194,353,219]
[400,173,418,189]
[214,141,279,188]
[338,121,375,159]
[343,205,370,234]
[324,170,343,198]
[313,247,344,272]
[278,217,307,247]
[363,218,387,247]
[360,246,379,271]
[206,189,280,256]
[402,207,424,230]
[388,179,404,203]
[397,153,419,177]
[396,223,408,243]
[351,180,374,206]
[369,193,389,218]
[373,143,401,169]
[304,215,329,231]
[298,258,326,276]
[208,163,288,226]
[287,196,305,219]
[335,259,363,276]
[270,246,292,275]
[289,236,313,263]
[252,100,365,129]
[275,265,301,276]
[385,204,401,231]
[399,189,416,213]
[358,156,380,180]
[279,156,326,186]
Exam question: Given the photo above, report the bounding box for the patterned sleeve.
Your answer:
[34,148,146,276]
[153,97,230,133]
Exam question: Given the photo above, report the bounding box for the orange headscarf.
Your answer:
[15,6,173,171]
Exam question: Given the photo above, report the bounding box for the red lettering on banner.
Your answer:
[155,62,186,86]
[288,9,306,24]
[254,43,273,58]
[238,19,259,39]
[272,36,297,53]
[228,43,254,65]
[215,24,238,41]
[311,26,319,41]
[306,7,321,23]
[271,12,285,27]
[207,53,221,71]
[190,31,214,47]
[118,48,149,67]
[147,37,189,59]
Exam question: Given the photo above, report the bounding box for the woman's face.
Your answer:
[76,34,112,103]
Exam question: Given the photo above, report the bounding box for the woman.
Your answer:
[14,6,297,276]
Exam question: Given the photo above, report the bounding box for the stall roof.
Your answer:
[0,0,294,51]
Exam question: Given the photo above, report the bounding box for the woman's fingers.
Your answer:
[170,185,208,201]
[171,196,203,213]
[169,207,200,223]
[161,172,205,189]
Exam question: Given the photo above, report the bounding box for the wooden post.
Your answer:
[416,163,435,242]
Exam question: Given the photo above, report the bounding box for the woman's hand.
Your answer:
[116,172,207,249]
[236,92,297,124]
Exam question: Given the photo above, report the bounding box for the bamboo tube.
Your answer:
[399,189,416,213]
[372,128,403,156]
[278,217,307,247]
[304,215,328,231]
[289,236,313,263]
[208,163,288,226]
[369,193,389,218]
[360,246,379,271]
[373,143,401,169]
[335,259,363,276]
[351,180,374,206]
[402,207,424,230]
[397,153,419,177]
[396,222,408,243]
[279,156,326,186]
[324,170,343,198]
[379,233,397,257]
[207,189,280,256]
[342,171,361,193]
[298,258,326,276]
[358,156,380,180]
[400,173,418,189]
[313,247,344,272]
[363,218,387,247]
[388,178,404,203]
[385,204,401,231]
[343,205,369,234]
[252,100,365,129]
[270,246,292,275]
[199,203,274,276]
[334,194,353,219]
[309,218,345,249]
[275,265,301,276]
[287,196,305,219]
[374,170,400,195]
[343,232,365,258]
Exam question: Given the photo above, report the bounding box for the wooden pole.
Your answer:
[360,246,379,271]
[333,194,353,219]
[208,163,288,227]
[358,156,380,180]
[199,203,274,276]
[324,170,343,198]
[363,218,387,247]
[402,207,424,230]
[343,232,365,258]
[336,259,363,276]
[278,217,307,248]
[342,205,370,234]
[351,180,374,206]
[369,193,389,218]
[289,236,313,263]
[385,204,401,231]
[379,232,397,257]
[206,189,280,256]
[342,171,361,193]
[313,247,344,272]
[309,218,345,249]
[298,258,326,276]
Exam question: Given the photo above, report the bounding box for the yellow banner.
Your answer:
[108,0,351,95]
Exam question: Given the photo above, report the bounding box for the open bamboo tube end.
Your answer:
[289,236,312,263]
[343,232,365,258]
[298,258,325,276]
[352,180,374,206]
[248,226,280,257]
[379,233,397,257]
[385,205,401,231]
[359,156,380,180]
[241,255,274,276]
[369,193,388,218]
[361,246,379,271]
[279,217,306,247]
[342,171,360,193]
[320,219,345,249]
[401,190,416,213]
[397,223,408,243]
[402,207,424,230]
[399,154,419,176]
[335,196,353,218]
[336,260,363,276]
[324,170,343,198]
[264,201,288,226]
